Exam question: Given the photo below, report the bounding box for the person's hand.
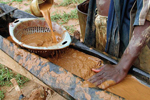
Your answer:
[88,64,128,89]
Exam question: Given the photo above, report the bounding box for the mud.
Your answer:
[40,65,50,77]
[20,32,62,47]
[48,48,103,80]
[96,91,120,100]
[107,75,150,100]
[48,71,74,90]
[39,1,57,43]
[84,91,91,100]
[47,48,150,100]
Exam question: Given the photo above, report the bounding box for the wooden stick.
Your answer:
[10,78,23,96]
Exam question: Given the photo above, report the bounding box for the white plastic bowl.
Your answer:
[9,18,71,52]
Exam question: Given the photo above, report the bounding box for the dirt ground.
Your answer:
[0,0,82,100]
[2,81,66,100]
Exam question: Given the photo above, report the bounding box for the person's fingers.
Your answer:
[98,80,116,89]
[94,71,105,78]
[88,72,105,83]
[94,79,106,87]
[92,65,105,73]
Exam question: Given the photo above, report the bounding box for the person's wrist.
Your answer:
[117,60,131,73]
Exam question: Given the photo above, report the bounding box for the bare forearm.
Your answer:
[88,22,150,88]
[118,21,150,72]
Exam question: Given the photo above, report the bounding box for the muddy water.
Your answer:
[20,1,62,47]
[39,1,56,43]
[48,48,150,100]
[20,32,62,47]
[48,48,103,80]
[107,75,150,100]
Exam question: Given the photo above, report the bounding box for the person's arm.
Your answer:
[88,20,150,89]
